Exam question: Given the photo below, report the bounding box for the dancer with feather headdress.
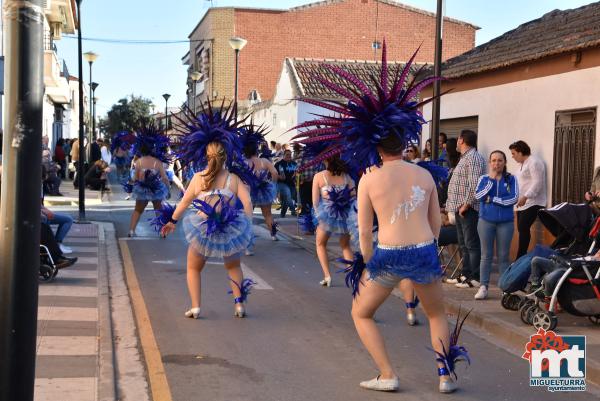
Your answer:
[126,125,171,237]
[159,102,255,319]
[293,42,468,393]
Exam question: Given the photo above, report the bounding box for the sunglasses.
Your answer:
[406,149,415,153]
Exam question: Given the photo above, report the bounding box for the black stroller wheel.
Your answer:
[507,294,521,311]
[39,264,54,282]
[589,315,600,325]
[533,310,557,331]
[518,297,533,311]
[501,293,512,310]
[519,300,535,324]
[525,304,540,325]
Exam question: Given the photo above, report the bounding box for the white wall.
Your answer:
[423,66,600,205]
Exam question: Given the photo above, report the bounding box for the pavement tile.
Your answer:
[67,264,98,271]
[37,306,98,322]
[58,270,98,280]
[49,277,97,287]
[64,238,98,245]
[37,336,97,356]
[37,320,97,337]
[38,295,97,308]
[77,256,99,265]
[38,285,97,298]
[69,246,98,253]
[35,355,97,378]
[34,377,96,401]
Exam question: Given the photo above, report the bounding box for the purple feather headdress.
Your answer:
[111,131,135,153]
[132,125,172,164]
[172,101,244,171]
[293,40,442,173]
[238,122,269,155]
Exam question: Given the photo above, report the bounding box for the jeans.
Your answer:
[277,182,296,217]
[299,181,313,216]
[45,213,73,243]
[455,208,481,281]
[530,256,557,286]
[516,205,543,259]
[478,218,514,287]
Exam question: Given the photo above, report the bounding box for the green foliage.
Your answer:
[99,95,154,135]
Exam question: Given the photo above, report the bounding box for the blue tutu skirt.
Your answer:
[251,181,277,206]
[347,206,378,249]
[132,181,169,201]
[114,155,130,168]
[315,201,351,235]
[183,212,253,258]
[366,240,442,284]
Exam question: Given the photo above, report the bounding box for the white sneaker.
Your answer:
[445,275,466,284]
[474,285,488,300]
[359,376,399,392]
[456,279,480,288]
[59,244,73,254]
[245,249,254,256]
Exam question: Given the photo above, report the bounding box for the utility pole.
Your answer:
[0,1,44,400]
[431,0,444,160]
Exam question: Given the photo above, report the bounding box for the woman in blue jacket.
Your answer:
[474,150,519,300]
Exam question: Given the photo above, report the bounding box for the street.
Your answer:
[74,191,596,401]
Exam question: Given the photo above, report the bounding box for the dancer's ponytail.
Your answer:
[201,142,227,191]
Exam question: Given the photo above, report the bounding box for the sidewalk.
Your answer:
[35,222,148,401]
[44,179,105,207]
[274,216,600,388]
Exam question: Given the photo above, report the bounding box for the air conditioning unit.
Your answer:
[51,22,62,40]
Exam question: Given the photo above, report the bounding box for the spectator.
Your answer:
[41,203,75,254]
[445,129,486,288]
[509,140,547,259]
[42,149,62,196]
[90,138,102,164]
[473,150,519,299]
[273,143,284,163]
[85,160,111,191]
[438,132,448,163]
[423,139,432,161]
[585,166,600,215]
[99,138,112,165]
[438,138,460,208]
[274,149,297,218]
[405,144,421,163]
[295,147,321,232]
[42,135,50,151]
[40,222,78,269]
[71,138,81,186]
[446,138,460,169]
[54,138,67,179]
[259,143,273,160]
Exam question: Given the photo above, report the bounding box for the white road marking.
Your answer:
[39,285,98,298]
[152,260,176,265]
[37,336,97,356]
[58,270,98,279]
[37,307,98,322]
[69,246,98,253]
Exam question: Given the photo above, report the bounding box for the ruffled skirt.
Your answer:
[366,240,442,284]
[132,181,169,201]
[315,201,351,235]
[183,212,253,258]
[251,181,277,206]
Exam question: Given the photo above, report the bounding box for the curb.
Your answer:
[275,222,600,390]
[96,223,117,401]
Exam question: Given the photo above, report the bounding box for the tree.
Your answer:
[99,95,154,135]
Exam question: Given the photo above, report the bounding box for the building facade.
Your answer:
[184,0,477,114]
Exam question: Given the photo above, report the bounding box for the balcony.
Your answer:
[44,46,70,104]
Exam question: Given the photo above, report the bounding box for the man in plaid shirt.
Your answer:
[445,130,486,288]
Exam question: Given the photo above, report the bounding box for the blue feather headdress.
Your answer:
[172,101,245,171]
[111,131,135,153]
[292,41,442,173]
[238,122,269,155]
[132,125,172,164]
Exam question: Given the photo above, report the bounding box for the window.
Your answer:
[552,108,596,204]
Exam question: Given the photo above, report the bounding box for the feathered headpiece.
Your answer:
[132,125,172,163]
[292,41,442,173]
[238,122,269,155]
[173,101,245,171]
[111,131,135,153]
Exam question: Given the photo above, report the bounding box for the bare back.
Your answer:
[248,156,278,180]
[358,160,441,251]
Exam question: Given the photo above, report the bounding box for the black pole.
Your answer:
[234,48,239,117]
[92,97,97,140]
[76,0,86,221]
[431,0,443,160]
[88,61,93,145]
[0,1,44,400]
[164,99,168,130]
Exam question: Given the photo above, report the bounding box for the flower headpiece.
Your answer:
[132,125,172,163]
[293,41,441,173]
[173,101,245,171]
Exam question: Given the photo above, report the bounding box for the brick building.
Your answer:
[183,0,478,113]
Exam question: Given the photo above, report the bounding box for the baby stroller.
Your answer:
[498,203,594,317]
[531,215,600,331]
[40,245,59,282]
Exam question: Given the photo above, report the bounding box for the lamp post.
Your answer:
[162,93,171,131]
[83,51,97,154]
[228,37,247,117]
[431,0,444,160]
[90,82,98,139]
[75,0,86,221]
[0,1,44,400]
[190,71,202,115]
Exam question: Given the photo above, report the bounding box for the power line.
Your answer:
[62,35,208,45]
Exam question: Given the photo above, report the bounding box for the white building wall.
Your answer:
[422,66,600,205]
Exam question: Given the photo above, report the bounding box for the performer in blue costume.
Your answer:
[111,131,135,182]
[160,103,254,319]
[127,126,171,237]
[292,41,469,393]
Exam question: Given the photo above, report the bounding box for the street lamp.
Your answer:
[83,51,98,160]
[162,93,171,131]
[75,0,86,222]
[228,36,247,116]
[90,82,98,140]
[190,71,202,115]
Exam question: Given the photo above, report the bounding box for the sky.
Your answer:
[56,0,596,117]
